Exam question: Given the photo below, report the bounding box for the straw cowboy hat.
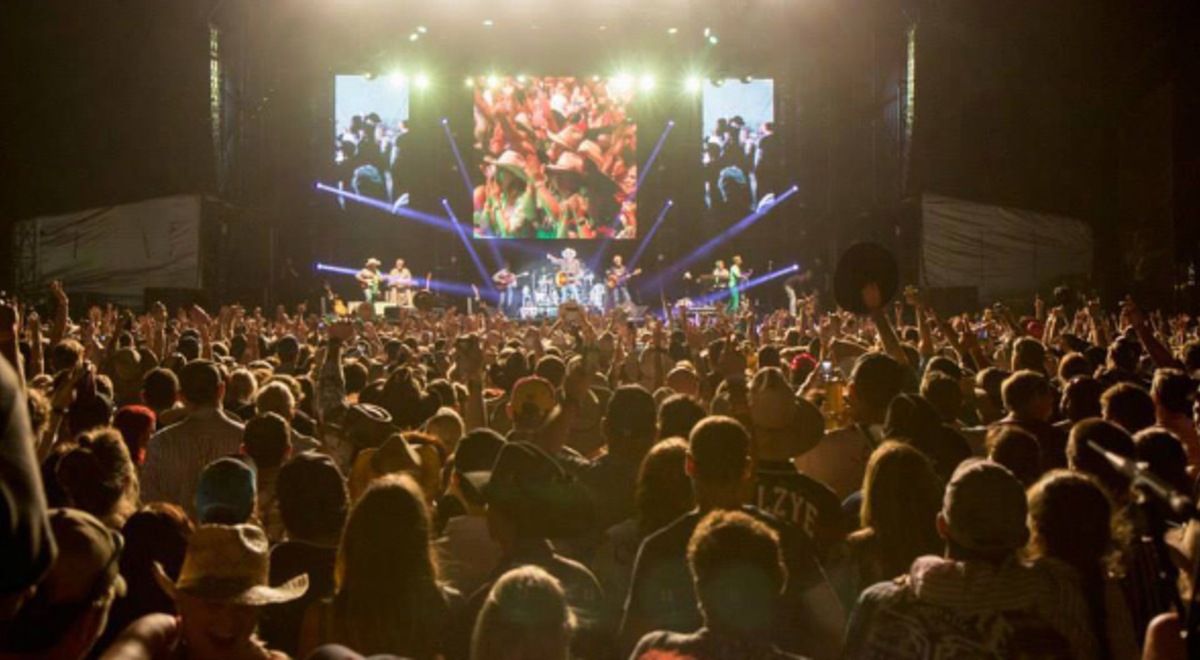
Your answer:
[548,125,585,152]
[546,151,586,176]
[485,150,533,182]
[154,524,308,606]
[365,258,382,268]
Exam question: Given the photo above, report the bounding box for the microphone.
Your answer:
[1087,440,1196,521]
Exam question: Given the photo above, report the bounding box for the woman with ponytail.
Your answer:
[1026,470,1139,660]
[55,427,140,528]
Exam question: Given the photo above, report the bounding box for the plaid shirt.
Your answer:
[140,407,245,517]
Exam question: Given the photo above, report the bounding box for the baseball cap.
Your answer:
[195,457,257,525]
[45,508,126,603]
[509,376,558,426]
[941,459,1029,553]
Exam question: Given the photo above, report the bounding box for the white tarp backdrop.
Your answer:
[920,193,1093,300]
[21,195,202,307]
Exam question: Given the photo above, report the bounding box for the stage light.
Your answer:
[464,77,474,88]
[486,75,500,89]
[667,27,678,35]
[708,35,720,45]
[684,76,703,93]
[414,73,430,89]
[611,74,634,92]
[704,27,711,37]
[639,75,656,92]
[516,74,527,83]
[409,33,419,42]
[389,72,407,87]
[440,118,449,126]
[482,19,494,27]
[416,26,427,34]
[592,75,601,82]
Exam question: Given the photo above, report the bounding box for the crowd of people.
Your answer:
[702,115,781,219]
[473,76,638,240]
[335,112,411,205]
[2,276,1200,660]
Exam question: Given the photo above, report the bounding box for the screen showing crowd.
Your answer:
[702,78,779,219]
[472,76,638,240]
[333,74,412,208]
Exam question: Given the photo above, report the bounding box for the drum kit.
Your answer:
[518,265,608,319]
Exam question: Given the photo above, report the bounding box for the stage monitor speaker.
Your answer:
[925,286,980,316]
[144,288,208,313]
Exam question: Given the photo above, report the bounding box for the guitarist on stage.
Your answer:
[547,247,582,304]
[356,258,384,304]
[492,261,521,314]
[606,254,640,310]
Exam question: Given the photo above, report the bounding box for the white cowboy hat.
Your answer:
[548,125,585,152]
[366,258,382,268]
[546,151,586,176]
[484,150,533,182]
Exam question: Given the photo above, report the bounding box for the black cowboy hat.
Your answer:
[833,242,898,314]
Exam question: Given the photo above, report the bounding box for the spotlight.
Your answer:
[667,119,675,127]
[440,118,449,125]
[482,19,494,27]
[667,27,678,35]
[389,72,407,87]
[416,26,428,34]
[639,75,656,92]
[667,199,674,206]
[684,76,703,93]
[708,35,720,45]
[415,73,430,89]
[791,184,800,192]
[592,75,601,82]
[486,75,500,89]
[464,77,474,88]
[409,33,419,42]
[704,27,711,37]
[516,74,527,83]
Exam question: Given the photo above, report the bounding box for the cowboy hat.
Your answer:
[560,247,577,259]
[833,242,898,315]
[546,151,586,176]
[548,125,585,152]
[365,258,382,268]
[154,525,308,606]
[484,150,532,181]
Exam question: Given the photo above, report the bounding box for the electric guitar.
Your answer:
[606,268,642,289]
[556,270,581,288]
[493,271,530,291]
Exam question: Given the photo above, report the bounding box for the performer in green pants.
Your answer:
[728,255,746,313]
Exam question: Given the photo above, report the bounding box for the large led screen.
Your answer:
[702,78,777,217]
[472,76,637,239]
[333,74,412,207]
